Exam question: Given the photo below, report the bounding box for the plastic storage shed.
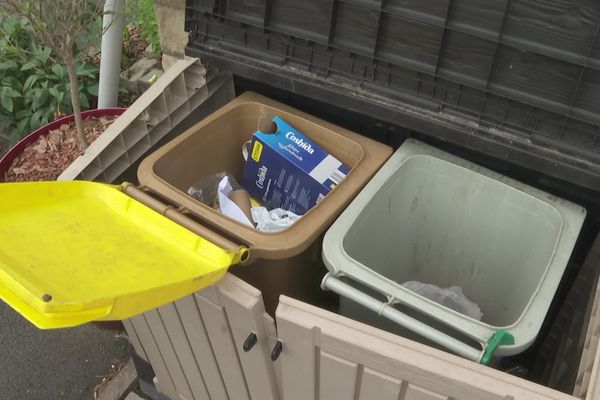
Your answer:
[122,0,600,399]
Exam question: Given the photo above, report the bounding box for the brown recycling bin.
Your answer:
[138,92,392,314]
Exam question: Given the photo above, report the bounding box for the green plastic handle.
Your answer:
[480,330,515,365]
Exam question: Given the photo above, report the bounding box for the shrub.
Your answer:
[127,0,161,52]
[0,13,100,147]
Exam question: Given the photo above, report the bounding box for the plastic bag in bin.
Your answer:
[402,281,483,321]
[187,171,241,209]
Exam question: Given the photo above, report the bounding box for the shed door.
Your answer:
[275,296,575,400]
[125,274,281,400]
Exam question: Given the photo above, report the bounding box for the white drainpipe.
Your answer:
[98,0,126,108]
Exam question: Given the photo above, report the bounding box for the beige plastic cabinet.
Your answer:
[125,274,281,400]
[124,271,600,400]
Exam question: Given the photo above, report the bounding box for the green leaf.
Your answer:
[51,64,65,79]
[80,70,97,79]
[23,93,33,106]
[15,117,30,135]
[0,60,18,71]
[48,86,60,100]
[9,130,23,147]
[20,60,39,71]
[43,106,53,119]
[40,113,50,127]
[76,62,98,79]
[1,77,20,88]
[31,90,44,110]
[0,113,12,131]
[2,17,17,37]
[0,96,13,113]
[30,110,44,129]
[15,109,32,119]
[23,74,42,90]
[0,86,20,98]
[79,93,90,110]
[57,91,65,106]
[87,82,99,96]
[39,47,52,64]
[24,86,38,100]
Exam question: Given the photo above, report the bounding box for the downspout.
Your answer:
[98,0,126,108]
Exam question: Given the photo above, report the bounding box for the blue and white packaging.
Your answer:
[242,116,350,215]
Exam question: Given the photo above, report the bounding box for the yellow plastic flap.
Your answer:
[0,181,244,329]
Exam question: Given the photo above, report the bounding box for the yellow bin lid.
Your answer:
[0,181,248,329]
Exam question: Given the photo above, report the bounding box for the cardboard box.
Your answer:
[242,116,350,215]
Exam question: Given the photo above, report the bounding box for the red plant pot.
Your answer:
[0,108,126,177]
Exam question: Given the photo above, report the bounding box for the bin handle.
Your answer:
[121,183,249,264]
[321,274,486,363]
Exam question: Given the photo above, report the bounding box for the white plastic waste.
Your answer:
[401,281,483,321]
[251,207,300,232]
[217,176,253,227]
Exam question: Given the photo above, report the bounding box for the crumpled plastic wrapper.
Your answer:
[251,207,301,232]
[187,171,241,210]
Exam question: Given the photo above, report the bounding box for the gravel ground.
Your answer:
[0,301,131,400]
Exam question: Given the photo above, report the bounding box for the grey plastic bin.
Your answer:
[322,139,586,364]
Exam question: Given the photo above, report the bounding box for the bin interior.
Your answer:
[343,154,563,328]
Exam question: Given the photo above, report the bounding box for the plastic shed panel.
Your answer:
[185,0,600,191]
[58,59,235,183]
[124,273,280,400]
[276,295,574,400]
[124,262,600,400]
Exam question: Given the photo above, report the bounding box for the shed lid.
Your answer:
[185,1,600,187]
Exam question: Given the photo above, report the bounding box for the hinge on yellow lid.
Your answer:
[120,183,250,265]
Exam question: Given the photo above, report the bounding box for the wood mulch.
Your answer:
[2,115,118,182]
[123,24,150,61]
